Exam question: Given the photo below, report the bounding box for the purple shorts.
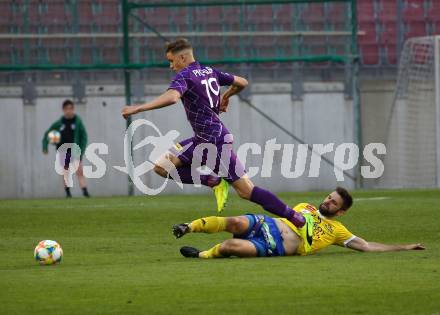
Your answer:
[170,135,246,183]
[56,148,82,170]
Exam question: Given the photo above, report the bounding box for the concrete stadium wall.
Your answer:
[359,80,396,189]
[0,82,359,199]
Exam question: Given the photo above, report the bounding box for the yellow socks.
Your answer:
[189,216,227,234]
[187,217,227,258]
[199,243,224,258]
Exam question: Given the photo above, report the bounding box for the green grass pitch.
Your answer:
[1,189,439,315]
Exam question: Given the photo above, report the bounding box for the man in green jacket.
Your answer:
[42,99,90,198]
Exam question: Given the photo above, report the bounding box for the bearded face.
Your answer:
[318,192,345,217]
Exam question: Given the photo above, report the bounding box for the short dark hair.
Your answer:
[62,99,74,109]
[336,186,353,211]
[165,38,192,54]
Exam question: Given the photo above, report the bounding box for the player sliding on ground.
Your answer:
[173,187,425,258]
[121,38,312,235]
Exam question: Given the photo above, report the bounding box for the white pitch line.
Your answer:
[0,203,148,210]
[355,197,391,201]
[0,197,391,210]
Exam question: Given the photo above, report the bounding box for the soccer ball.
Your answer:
[34,240,63,265]
[47,130,61,144]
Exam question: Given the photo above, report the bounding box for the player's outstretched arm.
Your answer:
[220,76,248,113]
[121,89,181,119]
[346,236,425,252]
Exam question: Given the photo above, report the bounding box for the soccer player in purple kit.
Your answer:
[121,38,313,240]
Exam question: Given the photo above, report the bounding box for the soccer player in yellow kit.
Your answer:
[173,187,425,258]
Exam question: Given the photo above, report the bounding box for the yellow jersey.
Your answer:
[279,203,356,256]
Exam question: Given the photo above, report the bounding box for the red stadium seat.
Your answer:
[405,21,427,38]
[403,0,426,21]
[360,44,380,65]
[0,2,11,33]
[434,21,440,34]
[191,6,223,32]
[202,36,226,48]
[403,0,428,39]
[384,44,398,65]
[42,2,71,34]
[274,4,292,25]
[358,22,378,44]
[77,38,93,65]
[326,3,347,24]
[141,8,170,30]
[379,21,398,45]
[302,3,325,30]
[222,6,241,24]
[9,2,28,33]
[78,1,94,33]
[168,8,190,32]
[0,39,12,65]
[233,5,274,32]
[22,2,42,34]
[95,1,120,33]
[249,5,274,24]
[375,17,398,66]
[48,39,69,65]
[0,2,13,24]
[220,6,241,32]
[252,36,277,50]
[427,0,440,22]
[193,6,222,25]
[377,0,397,23]
[357,0,376,23]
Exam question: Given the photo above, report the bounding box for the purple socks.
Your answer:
[250,186,305,228]
[167,166,305,228]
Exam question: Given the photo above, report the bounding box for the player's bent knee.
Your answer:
[154,153,183,178]
[226,216,248,233]
[236,187,252,200]
[233,183,252,199]
[232,177,254,200]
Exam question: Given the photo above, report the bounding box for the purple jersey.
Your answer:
[168,61,234,143]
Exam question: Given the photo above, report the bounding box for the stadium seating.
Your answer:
[273,4,292,26]
[2,0,440,68]
[359,22,380,65]
[403,0,426,21]
[358,0,376,23]
[78,1,95,33]
[301,3,326,29]
[426,0,440,33]
[403,0,427,38]
[377,0,398,23]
